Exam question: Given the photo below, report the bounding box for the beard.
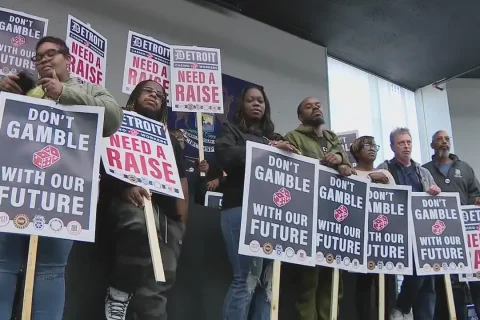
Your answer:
[437,148,450,159]
[135,105,161,121]
[303,117,325,127]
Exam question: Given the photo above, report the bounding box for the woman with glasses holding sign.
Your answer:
[350,136,396,320]
[0,36,122,320]
[215,86,299,319]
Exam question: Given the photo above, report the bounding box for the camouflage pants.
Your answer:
[108,198,185,320]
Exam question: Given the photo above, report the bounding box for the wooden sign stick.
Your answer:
[330,268,340,320]
[143,192,166,282]
[444,274,457,320]
[270,260,282,320]
[196,112,205,177]
[378,274,385,320]
[22,235,39,320]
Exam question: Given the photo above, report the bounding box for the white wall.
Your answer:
[446,78,480,176]
[414,84,454,163]
[1,0,330,135]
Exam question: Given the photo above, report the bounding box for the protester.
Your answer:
[423,130,480,320]
[170,129,223,205]
[376,127,441,320]
[350,136,397,320]
[280,97,354,320]
[215,86,299,319]
[0,36,122,137]
[0,36,122,320]
[102,80,188,320]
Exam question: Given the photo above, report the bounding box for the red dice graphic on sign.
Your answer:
[11,35,25,47]
[373,214,389,231]
[334,205,349,222]
[33,145,61,169]
[272,187,291,207]
[432,220,446,235]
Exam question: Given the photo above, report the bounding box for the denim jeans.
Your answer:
[396,273,435,319]
[0,233,73,320]
[221,207,272,320]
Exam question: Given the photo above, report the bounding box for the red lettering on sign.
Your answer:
[156,145,166,160]
[70,55,103,85]
[474,250,480,270]
[106,134,174,182]
[175,84,219,103]
[178,70,206,83]
[128,69,170,91]
[468,233,480,248]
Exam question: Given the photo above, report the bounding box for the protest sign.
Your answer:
[102,111,183,199]
[337,130,358,167]
[366,183,413,275]
[411,193,471,275]
[0,92,104,242]
[170,45,223,113]
[316,165,369,272]
[204,191,222,209]
[459,205,480,282]
[460,273,480,282]
[168,74,258,162]
[122,31,170,103]
[0,7,48,76]
[65,15,107,86]
[239,141,318,266]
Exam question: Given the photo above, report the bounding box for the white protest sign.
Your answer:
[122,31,171,104]
[239,142,318,266]
[65,15,107,86]
[0,92,104,242]
[411,193,472,275]
[170,45,223,113]
[0,7,48,76]
[316,165,370,272]
[102,111,183,199]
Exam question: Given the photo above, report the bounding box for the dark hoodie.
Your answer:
[423,154,480,205]
[215,123,283,209]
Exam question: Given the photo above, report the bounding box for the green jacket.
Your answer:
[284,124,352,167]
[27,77,123,137]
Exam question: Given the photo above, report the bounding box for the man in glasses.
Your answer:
[423,130,480,320]
[377,127,441,320]
[280,97,353,320]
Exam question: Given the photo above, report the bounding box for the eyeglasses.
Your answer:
[142,87,166,100]
[31,49,65,63]
[363,144,380,151]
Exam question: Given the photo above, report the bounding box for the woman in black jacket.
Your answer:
[215,86,298,320]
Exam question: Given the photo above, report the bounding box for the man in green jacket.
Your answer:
[281,97,353,320]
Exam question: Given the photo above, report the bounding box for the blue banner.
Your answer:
[167,73,259,162]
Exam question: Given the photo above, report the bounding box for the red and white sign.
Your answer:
[460,205,480,282]
[122,31,171,104]
[170,45,223,114]
[65,15,107,86]
[102,111,183,199]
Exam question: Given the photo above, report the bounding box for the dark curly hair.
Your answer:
[125,80,168,123]
[234,86,275,139]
